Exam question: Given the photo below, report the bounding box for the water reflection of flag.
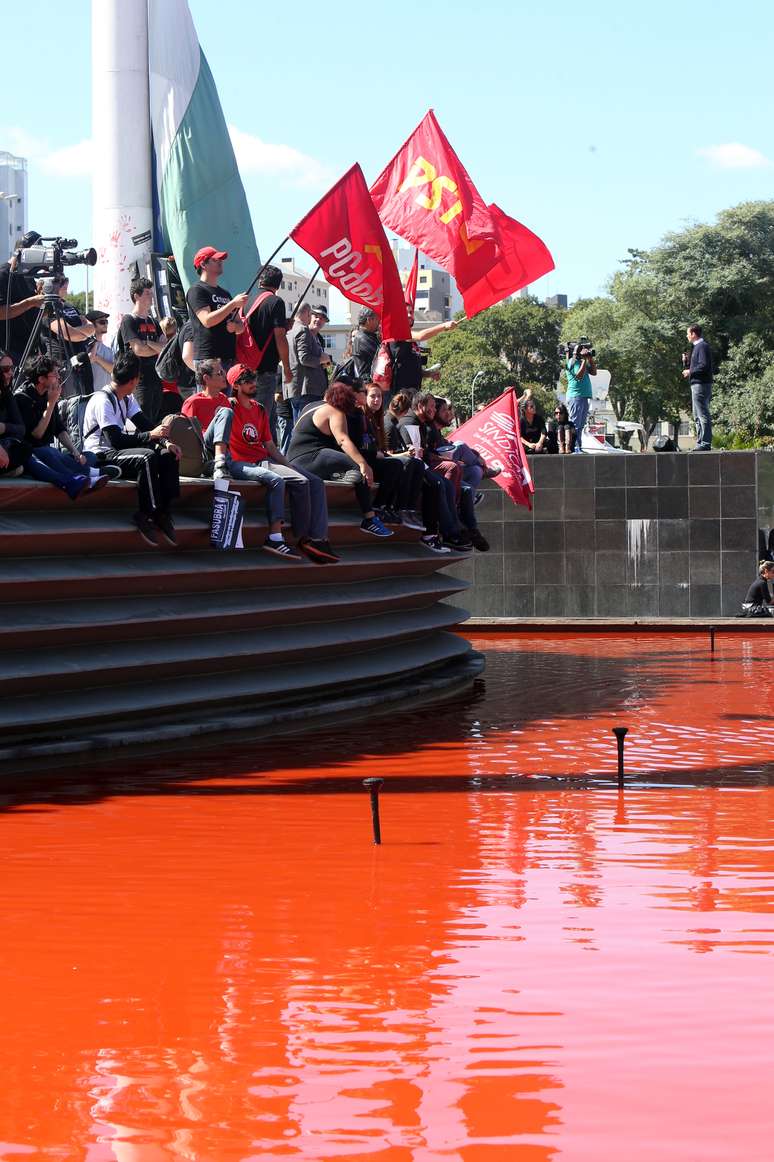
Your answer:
[452,388,533,510]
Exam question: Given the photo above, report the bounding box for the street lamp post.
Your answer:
[470,369,485,418]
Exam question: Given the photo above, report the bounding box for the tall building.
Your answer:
[545,293,568,310]
[346,244,463,326]
[0,151,27,263]
[278,256,329,317]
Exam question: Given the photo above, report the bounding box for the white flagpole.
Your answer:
[91,0,154,339]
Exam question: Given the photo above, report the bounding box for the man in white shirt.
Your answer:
[83,349,182,547]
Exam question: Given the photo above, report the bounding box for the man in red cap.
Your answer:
[199,361,338,563]
[186,247,248,368]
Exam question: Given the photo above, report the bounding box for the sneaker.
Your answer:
[420,533,451,554]
[64,474,90,501]
[88,474,110,493]
[263,536,303,560]
[361,515,393,537]
[473,491,485,507]
[399,508,425,531]
[154,511,177,546]
[381,506,403,525]
[483,465,502,478]
[443,534,473,551]
[100,463,123,481]
[332,468,364,485]
[469,528,490,552]
[298,536,340,564]
[213,457,229,481]
[133,511,159,546]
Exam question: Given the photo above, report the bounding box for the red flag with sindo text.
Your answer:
[290,164,410,341]
[370,110,499,294]
[452,388,534,510]
[459,204,555,317]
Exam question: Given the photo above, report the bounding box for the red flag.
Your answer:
[452,388,534,510]
[459,204,554,317]
[404,248,419,311]
[291,164,410,341]
[370,110,499,294]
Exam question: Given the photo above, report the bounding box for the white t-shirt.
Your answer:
[90,340,114,392]
[82,388,141,453]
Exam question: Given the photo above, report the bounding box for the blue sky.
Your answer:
[3,0,772,315]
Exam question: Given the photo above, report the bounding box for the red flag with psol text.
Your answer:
[370,110,499,294]
[290,164,410,341]
[451,388,534,510]
[404,248,419,311]
[459,204,555,317]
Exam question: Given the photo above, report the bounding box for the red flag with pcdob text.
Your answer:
[452,388,534,510]
[290,164,410,341]
[459,204,554,317]
[370,110,499,292]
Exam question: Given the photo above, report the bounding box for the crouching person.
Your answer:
[201,362,339,563]
[82,350,182,546]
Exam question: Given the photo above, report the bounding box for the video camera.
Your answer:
[560,337,596,360]
[16,236,97,276]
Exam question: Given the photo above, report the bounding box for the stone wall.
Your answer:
[447,451,774,619]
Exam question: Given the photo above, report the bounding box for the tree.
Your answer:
[429,297,562,419]
[65,291,87,315]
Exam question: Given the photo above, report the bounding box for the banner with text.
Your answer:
[452,388,534,510]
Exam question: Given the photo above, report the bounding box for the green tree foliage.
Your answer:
[429,297,562,419]
[65,292,87,315]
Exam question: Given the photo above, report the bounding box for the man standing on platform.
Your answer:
[682,324,713,451]
[186,246,247,369]
[565,340,597,452]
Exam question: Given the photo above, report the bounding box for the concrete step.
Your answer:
[0,543,464,603]
[0,574,467,649]
[0,603,469,701]
[0,631,473,745]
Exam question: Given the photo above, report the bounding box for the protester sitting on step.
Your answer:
[385,390,452,553]
[432,396,501,491]
[363,383,424,529]
[287,379,394,538]
[546,403,577,454]
[181,357,230,433]
[519,397,548,454]
[14,353,110,498]
[202,362,338,563]
[82,350,182,546]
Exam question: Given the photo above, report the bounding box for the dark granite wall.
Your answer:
[448,450,773,619]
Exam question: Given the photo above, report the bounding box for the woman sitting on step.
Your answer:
[738,561,774,618]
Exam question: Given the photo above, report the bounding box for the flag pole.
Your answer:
[289,265,322,321]
[244,237,289,299]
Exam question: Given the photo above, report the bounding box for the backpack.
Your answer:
[234,290,274,371]
[371,341,393,390]
[332,355,357,382]
[57,396,90,454]
[165,414,208,477]
[155,333,184,384]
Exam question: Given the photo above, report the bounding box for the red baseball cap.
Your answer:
[193,246,228,270]
[226,362,255,388]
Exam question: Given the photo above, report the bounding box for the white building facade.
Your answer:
[0,152,28,263]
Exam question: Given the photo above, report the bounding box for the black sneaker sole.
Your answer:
[263,541,303,560]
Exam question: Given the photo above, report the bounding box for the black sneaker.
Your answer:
[298,536,340,564]
[263,537,303,560]
[443,534,473,551]
[420,534,451,554]
[399,508,425,531]
[100,464,123,481]
[133,511,159,547]
[154,511,177,546]
[469,528,490,552]
[381,506,403,525]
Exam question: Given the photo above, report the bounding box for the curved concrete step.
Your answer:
[0,631,473,744]
[0,543,465,603]
[0,603,469,701]
[0,574,467,648]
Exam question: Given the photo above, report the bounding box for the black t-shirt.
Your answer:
[44,301,93,395]
[186,282,235,361]
[248,292,287,374]
[14,381,65,447]
[520,413,547,443]
[352,329,379,381]
[0,264,39,361]
[388,340,423,392]
[119,313,164,421]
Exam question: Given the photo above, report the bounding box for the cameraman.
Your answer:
[43,276,96,396]
[0,231,45,365]
[565,341,597,453]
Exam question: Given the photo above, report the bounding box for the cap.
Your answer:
[85,309,109,323]
[193,246,228,270]
[310,304,329,320]
[226,362,255,388]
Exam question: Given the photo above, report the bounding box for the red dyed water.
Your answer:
[1,633,773,1160]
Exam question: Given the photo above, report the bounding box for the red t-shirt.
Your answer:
[181,391,230,432]
[229,397,272,463]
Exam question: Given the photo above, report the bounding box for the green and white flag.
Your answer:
[148,0,260,295]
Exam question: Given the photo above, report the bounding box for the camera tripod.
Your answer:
[13,286,92,397]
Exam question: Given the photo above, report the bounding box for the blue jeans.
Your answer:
[24,445,91,488]
[690,381,712,448]
[567,396,590,451]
